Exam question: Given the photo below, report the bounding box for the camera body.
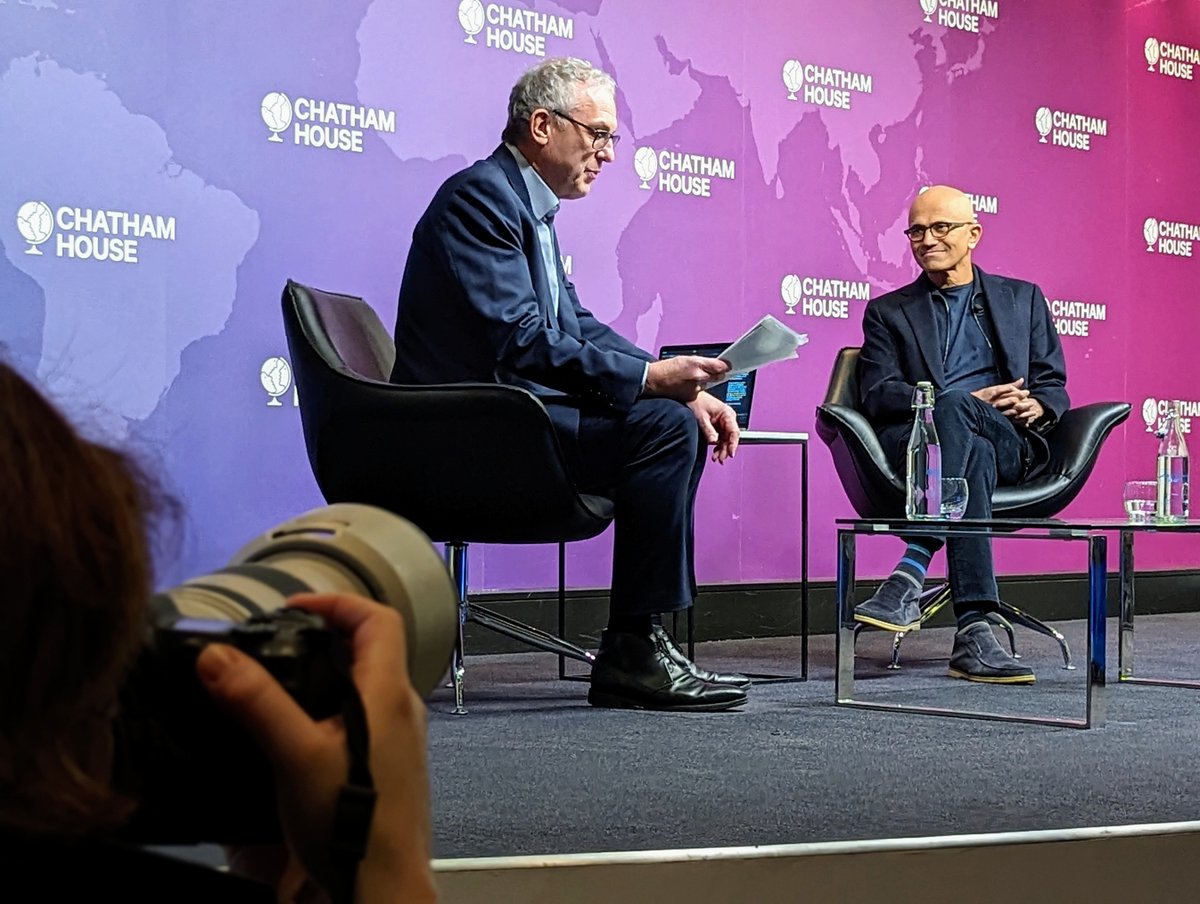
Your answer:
[155,608,352,721]
[115,610,355,845]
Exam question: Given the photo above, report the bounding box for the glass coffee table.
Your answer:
[835,517,1108,729]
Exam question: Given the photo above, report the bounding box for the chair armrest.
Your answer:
[815,404,900,484]
[1043,402,1132,478]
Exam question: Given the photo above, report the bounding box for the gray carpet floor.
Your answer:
[428,613,1200,860]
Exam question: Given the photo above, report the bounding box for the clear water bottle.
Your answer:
[1156,400,1190,522]
[906,381,942,519]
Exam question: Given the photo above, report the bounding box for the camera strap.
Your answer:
[329,683,377,904]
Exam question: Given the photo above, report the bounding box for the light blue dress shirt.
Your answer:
[506,143,561,317]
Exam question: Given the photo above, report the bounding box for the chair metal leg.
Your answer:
[469,604,595,663]
[886,584,953,668]
[888,630,910,670]
[445,542,469,715]
[448,540,593,705]
[984,611,1019,658]
[997,600,1076,670]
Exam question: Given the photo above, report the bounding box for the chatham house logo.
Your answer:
[1144,36,1198,80]
[1034,105,1107,152]
[1143,215,1198,257]
[781,57,872,111]
[1144,217,1159,252]
[261,356,297,407]
[781,274,802,315]
[1035,106,1053,143]
[1143,397,1197,434]
[917,0,999,34]
[456,1,573,57]
[261,92,293,142]
[14,199,175,264]
[458,0,485,43]
[782,60,803,100]
[260,89,396,154]
[633,146,735,198]
[16,200,54,254]
[1146,37,1161,71]
[1143,398,1159,432]
[634,146,658,189]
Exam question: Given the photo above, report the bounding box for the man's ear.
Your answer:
[528,108,554,148]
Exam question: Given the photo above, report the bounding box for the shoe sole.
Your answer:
[854,613,921,633]
[947,667,1036,684]
[587,689,748,712]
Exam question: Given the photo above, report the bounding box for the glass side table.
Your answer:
[836,517,1107,729]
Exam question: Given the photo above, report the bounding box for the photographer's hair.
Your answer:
[0,359,165,835]
[501,56,615,146]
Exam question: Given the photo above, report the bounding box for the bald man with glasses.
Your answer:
[854,185,1069,684]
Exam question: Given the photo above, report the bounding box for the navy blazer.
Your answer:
[391,144,651,433]
[859,266,1069,462]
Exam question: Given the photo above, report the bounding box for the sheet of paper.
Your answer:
[706,315,808,386]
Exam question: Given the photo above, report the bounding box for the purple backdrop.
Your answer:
[2,0,1197,592]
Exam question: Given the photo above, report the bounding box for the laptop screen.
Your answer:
[657,342,756,429]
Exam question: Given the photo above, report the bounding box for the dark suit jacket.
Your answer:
[391,144,651,438]
[859,266,1069,464]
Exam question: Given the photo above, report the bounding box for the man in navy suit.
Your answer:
[856,185,1069,683]
[392,57,747,711]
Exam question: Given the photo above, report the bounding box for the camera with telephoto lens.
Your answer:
[114,503,457,844]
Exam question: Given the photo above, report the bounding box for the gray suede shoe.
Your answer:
[948,621,1036,684]
[854,575,923,632]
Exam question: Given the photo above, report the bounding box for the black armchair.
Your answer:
[816,346,1131,667]
[282,279,614,712]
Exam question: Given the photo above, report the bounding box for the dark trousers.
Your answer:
[888,389,1034,615]
[548,397,706,616]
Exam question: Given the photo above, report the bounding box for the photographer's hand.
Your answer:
[196,592,437,904]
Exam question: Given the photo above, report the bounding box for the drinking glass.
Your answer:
[1123,479,1158,523]
[940,477,969,520]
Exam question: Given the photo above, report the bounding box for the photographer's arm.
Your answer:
[196,592,438,904]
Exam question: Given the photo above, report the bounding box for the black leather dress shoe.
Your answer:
[588,630,748,712]
[652,626,751,689]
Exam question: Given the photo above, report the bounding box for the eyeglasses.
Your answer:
[551,109,621,150]
[903,221,975,241]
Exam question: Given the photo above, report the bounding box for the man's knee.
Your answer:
[935,389,977,418]
[632,397,696,433]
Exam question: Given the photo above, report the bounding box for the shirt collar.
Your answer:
[922,264,983,302]
[506,143,560,223]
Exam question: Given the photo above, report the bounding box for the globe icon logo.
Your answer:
[1143,217,1159,251]
[782,59,803,100]
[261,92,293,143]
[1142,398,1159,430]
[458,0,485,43]
[1035,106,1052,142]
[780,274,802,315]
[261,356,293,406]
[16,200,54,255]
[920,0,938,23]
[1145,37,1160,70]
[633,146,658,189]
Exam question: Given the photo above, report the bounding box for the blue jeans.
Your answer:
[890,389,1035,616]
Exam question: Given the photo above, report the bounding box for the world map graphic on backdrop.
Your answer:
[1,1,1196,588]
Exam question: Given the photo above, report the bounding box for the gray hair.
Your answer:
[502,57,615,145]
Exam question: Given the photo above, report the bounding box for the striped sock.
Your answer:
[890,540,936,593]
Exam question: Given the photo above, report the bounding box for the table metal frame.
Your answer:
[836,518,1107,729]
[1117,521,1200,688]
